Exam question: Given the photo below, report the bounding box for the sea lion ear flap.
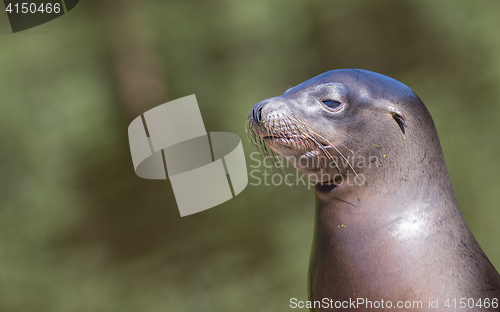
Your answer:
[389,107,408,134]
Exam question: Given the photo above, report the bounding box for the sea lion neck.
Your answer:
[313,167,461,236]
[312,122,463,238]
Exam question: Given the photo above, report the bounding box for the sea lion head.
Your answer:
[247,69,429,185]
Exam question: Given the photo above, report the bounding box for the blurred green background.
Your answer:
[1,0,500,311]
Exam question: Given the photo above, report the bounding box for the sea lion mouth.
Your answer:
[262,135,317,150]
[245,99,360,182]
[246,112,357,177]
[247,116,320,156]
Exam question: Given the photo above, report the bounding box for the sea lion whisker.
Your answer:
[317,144,341,174]
[246,118,293,177]
[298,128,342,174]
[301,128,357,176]
[289,114,355,155]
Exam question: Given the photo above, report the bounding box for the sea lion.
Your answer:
[247,69,500,311]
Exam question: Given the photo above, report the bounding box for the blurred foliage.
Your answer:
[1,0,500,311]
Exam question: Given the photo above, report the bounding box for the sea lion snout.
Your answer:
[250,97,291,125]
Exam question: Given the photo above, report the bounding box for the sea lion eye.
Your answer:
[321,100,342,109]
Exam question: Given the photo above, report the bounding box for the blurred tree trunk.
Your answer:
[91,0,168,120]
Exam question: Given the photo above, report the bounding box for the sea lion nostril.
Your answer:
[252,102,265,123]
